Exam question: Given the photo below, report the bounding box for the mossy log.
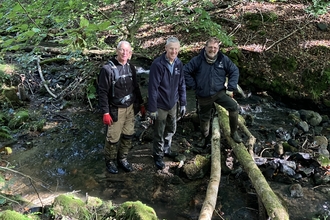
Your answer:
[215,104,289,220]
[198,117,221,220]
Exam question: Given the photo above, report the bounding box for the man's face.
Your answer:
[116,43,132,64]
[165,42,180,62]
[205,42,219,58]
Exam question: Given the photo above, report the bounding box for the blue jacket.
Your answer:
[183,48,239,98]
[147,53,186,112]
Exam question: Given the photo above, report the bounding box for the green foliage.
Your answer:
[0,0,233,52]
[305,0,330,16]
[0,210,30,220]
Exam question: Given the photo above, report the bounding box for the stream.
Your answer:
[3,73,330,220]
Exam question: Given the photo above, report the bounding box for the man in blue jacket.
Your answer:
[147,37,187,170]
[183,37,242,145]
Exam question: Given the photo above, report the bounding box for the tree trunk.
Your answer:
[215,104,289,220]
[198,117,221,220]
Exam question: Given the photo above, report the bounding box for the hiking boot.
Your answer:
[229,111,242,143]
[164,150,178,159]
[106,160,118,174]
[118,158,133,172]
[154,156,165,170]
[231,131,242,143]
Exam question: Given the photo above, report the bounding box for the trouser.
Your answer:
[104,104,134,161]
[198,90,238,138]
[153,104,177,157]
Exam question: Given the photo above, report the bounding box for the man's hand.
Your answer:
[226,90,234,98]
[103,113,113,125]
[140,105,146,117]
[148,111,158,121]
[180,106,186,117]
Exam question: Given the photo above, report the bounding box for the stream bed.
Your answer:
[3,87,330,220]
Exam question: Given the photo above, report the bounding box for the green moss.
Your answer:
[270,55,297,72]
[52,195,91,220]
[0,210,29,220]
[243,12,278,30]
[8,110,29,129]
[282,142,298,152]
[116,201,158,220]
[301,68,330,100]
[316,154,330,167]
[86,196,103,209]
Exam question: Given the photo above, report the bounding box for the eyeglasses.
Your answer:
[118,48,132,53]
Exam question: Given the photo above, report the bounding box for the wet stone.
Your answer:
[289,183,304,198]
[297,121,309,132]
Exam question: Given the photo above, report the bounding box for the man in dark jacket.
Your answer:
[183,37,242,144]
[147,36,187,170]
[98,41,145,174]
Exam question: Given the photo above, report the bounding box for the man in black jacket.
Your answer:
[183,37,242,144]
[98,41,145,174]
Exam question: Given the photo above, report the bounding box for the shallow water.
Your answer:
[5,87,330,220]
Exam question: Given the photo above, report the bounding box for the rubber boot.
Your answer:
[104,141,118,174]
[153,155,165,170]
[164,141,178,159]
[118,138,133,172]
[229,111,242,143]
[198,120,211,148]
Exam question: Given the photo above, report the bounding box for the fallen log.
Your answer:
[215,104,289,220]
[198,117,221,220]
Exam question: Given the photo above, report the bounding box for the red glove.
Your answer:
[103,113,113,125]
[140,105,146,117]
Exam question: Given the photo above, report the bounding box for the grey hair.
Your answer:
[166,37,180,46]
[117,41,132,50]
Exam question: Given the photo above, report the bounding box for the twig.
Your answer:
[265,21,311,51]
[301,136,309,149]
[36,57,57,98]
[0,194,21,205]
[15,0,40,28]
[228,24,241,37]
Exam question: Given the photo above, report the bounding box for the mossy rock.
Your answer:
[52,194,91,220]
[183,154,211,179]
[8,110,29,129]
[1,86,20,106]
[0,210,30,220]
[316,154,330,167]
[116,201,158,220]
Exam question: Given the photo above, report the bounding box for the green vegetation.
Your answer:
[0,0,233,55]
[269,56,298,73]
[116,201,158,220]
[305,0,330,16]
[0,210,30,220]
[243,12,278,30]
[52,195,91,219]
